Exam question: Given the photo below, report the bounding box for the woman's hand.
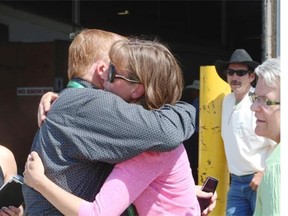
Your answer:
[37,92,59,127]
[23,151,46,191]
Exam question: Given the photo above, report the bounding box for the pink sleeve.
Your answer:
[78,152,164,216]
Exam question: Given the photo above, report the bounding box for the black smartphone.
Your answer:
[0,175,24,208]
[197,176,218,212]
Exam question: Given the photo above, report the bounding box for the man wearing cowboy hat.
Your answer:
[215,49,276,216]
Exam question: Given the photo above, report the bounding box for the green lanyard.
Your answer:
[67,80,85,88]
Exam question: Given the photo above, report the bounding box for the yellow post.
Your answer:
[198,65,231,216]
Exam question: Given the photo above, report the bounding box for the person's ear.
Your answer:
[249,72,256,82]
[91,60,109,89]
[96,60,109,77]
[131,84,145,100]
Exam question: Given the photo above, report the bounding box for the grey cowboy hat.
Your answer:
[215,49,259,82]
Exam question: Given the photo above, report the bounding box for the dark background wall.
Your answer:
[0,41,69,171]
[0,0,263,172]
[1,0,263,83]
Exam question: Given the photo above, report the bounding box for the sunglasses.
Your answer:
[226,69,250,77]
[249,92,280,106]
[108,63,139,84]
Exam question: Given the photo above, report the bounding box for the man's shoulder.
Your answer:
[59,88,117,100]
[224,92,234,98]
[59,87,101,96]
[56,88,110,104]
[222,92,234,104]
[51,88,126,116]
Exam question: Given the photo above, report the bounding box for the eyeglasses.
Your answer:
[108,63,139,84]
[226,69,249,77]
[249,92,280,106]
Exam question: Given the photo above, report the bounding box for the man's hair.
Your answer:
[109,38,184,110]
[68,29,124,80]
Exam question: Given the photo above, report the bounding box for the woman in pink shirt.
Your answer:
[24,38,213,215]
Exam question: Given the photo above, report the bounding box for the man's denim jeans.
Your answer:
[226,174,257,216]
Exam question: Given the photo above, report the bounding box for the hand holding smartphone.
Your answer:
[197,176,218,212]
